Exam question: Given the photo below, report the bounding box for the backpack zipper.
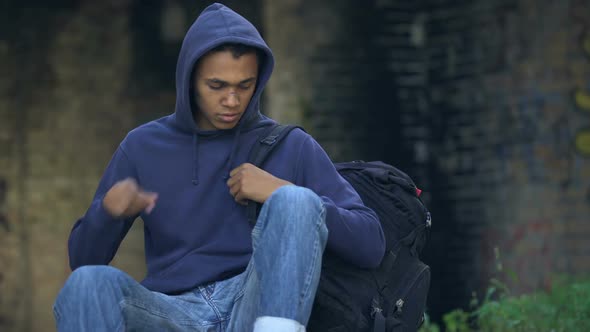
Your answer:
[392,264,429,316]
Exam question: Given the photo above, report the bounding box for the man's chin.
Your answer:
[214,121,239,130]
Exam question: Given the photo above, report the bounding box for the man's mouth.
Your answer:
[219,113,240,123]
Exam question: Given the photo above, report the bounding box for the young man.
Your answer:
[53,3,385,331]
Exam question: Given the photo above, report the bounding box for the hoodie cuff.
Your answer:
[92,199,122,225]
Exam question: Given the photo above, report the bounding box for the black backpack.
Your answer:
[247,124,432,332]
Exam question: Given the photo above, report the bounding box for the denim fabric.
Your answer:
[54,185,328,332]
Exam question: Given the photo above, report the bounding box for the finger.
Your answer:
[226,173,238,187]
[228,182,240,198]
[139,192,158,203]
[145,201,156,214]
[144,192,158,214]
[137,192,158,210]
[234,191,247,204]
[229,164,246,177]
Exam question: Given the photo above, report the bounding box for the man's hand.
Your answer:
[227,163,292,205]
[102,178,158,217]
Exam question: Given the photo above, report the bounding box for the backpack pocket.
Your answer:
[378,251,431,332]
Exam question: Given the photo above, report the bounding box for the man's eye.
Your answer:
[239,84,252,90]
[209,84,223,90]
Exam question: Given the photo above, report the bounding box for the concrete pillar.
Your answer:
[262,0,348,128]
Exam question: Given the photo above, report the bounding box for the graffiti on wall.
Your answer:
[494,88,573,186]
[501,7,590,189]
[481,220,556,294]
[572,0,590,205]
[478,3,590,296]
[573,30,590,156]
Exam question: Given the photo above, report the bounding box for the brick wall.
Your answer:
[420,0,590,316]
[385,0,590,318]
[265,0,407,162]
[264,0,590,322]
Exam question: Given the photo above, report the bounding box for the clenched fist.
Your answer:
[227,163,292,205]
[102,178,158,217]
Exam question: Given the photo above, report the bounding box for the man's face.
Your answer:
[193,50,258,130]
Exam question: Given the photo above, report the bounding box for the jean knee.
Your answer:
[264,185,326,231]
[57,266,123,301]
[268,185,322,211]
[70,265,122,285]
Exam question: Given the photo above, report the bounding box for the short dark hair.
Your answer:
[206,43,264,64]
[191,43,263,89]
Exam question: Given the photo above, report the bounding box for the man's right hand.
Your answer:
[102,178,158,218]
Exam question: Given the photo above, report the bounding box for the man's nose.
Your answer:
[223,92,240,107]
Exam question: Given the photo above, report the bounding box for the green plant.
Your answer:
[475,279,590,332]
[442,309,470,332]
[420,247,590,331]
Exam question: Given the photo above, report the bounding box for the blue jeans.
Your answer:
[53,186,328,332]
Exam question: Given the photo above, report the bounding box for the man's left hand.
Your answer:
[227,163,293,205]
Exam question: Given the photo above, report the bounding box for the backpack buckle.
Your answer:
[395,299,404,313]
[426,212,432,227]
[370,305,383,319]
[260,135,278,145]
[370,296,383,319]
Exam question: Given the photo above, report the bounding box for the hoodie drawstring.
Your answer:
[223,127,243,181]
[192,133,199,185]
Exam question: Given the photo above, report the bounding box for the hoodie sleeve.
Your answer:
[294,135,386,268]
[68,145,138,270]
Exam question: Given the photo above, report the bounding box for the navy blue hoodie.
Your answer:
[68,3,385,294]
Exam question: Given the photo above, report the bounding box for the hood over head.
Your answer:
[173,3,274,133]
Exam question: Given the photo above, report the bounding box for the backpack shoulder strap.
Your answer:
[246,124,303,226]
[248,124,302,167]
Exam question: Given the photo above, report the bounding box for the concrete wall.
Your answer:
[0,2,143,331]
[0,1,262,330]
